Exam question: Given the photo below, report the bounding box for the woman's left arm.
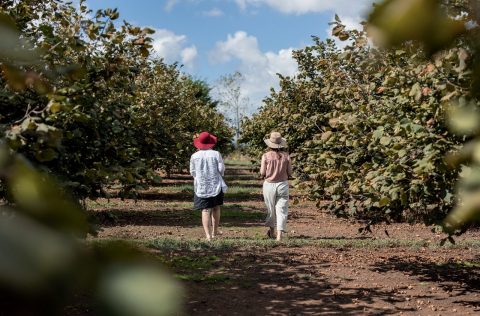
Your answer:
[287,154,293,178]
[218,153,225,176]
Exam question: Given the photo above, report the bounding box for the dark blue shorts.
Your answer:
[193,191,224,210]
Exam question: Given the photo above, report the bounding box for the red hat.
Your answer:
[193,132,217,149]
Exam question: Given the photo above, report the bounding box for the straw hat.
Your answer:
[193,131,217,149]
[264,132,287,149]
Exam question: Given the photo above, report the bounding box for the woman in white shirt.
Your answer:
[190,132,226,241]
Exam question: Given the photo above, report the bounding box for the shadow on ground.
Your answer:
[371,256,480,296]
[175,247,415,315]
[89,204,267,228]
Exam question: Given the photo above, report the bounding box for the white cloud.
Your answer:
[210,31,263,64]
[235,0,375,17]
[265,49,297,77]
[203,8,224,17]
[181,46,198,68]
[234,0,375,50]
[210,31,298,113]
[165,0,179,11]
[165,0,204,12]
[151,29,198,69]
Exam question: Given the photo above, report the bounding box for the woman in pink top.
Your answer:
[260,132,292,241]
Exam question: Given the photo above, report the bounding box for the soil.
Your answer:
[86,162,480,316]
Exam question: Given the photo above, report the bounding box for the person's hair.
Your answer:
[268,147,287,159]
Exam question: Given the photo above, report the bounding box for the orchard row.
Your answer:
[241,1,479,233]
[0,0,233,200]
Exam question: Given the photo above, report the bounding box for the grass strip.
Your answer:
[143,237,480,252]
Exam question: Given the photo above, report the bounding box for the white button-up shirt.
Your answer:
[190,149,225,198]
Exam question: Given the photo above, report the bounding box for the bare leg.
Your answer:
[276,230,282,241]
[202,209,212,240]
[211,206,221,238]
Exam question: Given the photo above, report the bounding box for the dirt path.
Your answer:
[89,161,480,315]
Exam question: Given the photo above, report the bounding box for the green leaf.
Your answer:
[35,149,58,162]
[332,25,345,37]
[380,136,391,146]
[379,197,390,207]
[372,128,384,140]
[47,101,62,114]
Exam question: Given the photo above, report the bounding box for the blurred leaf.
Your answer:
[99,265,183,316]
[443,194,480,233]
[446,102,480,136]
[367,0,465,53]
[7,155,88,236]
[0,13,41,65]
[0,213,77,292]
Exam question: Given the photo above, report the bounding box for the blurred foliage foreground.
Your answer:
[0,3,184,316]
[0,147,182,316]
[368,0,480,238]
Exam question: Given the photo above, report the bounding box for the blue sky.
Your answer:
[85,0,375,113]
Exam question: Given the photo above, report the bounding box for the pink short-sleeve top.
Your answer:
[260,151,292,183]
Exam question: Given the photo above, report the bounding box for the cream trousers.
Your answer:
[263,180,289,232]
